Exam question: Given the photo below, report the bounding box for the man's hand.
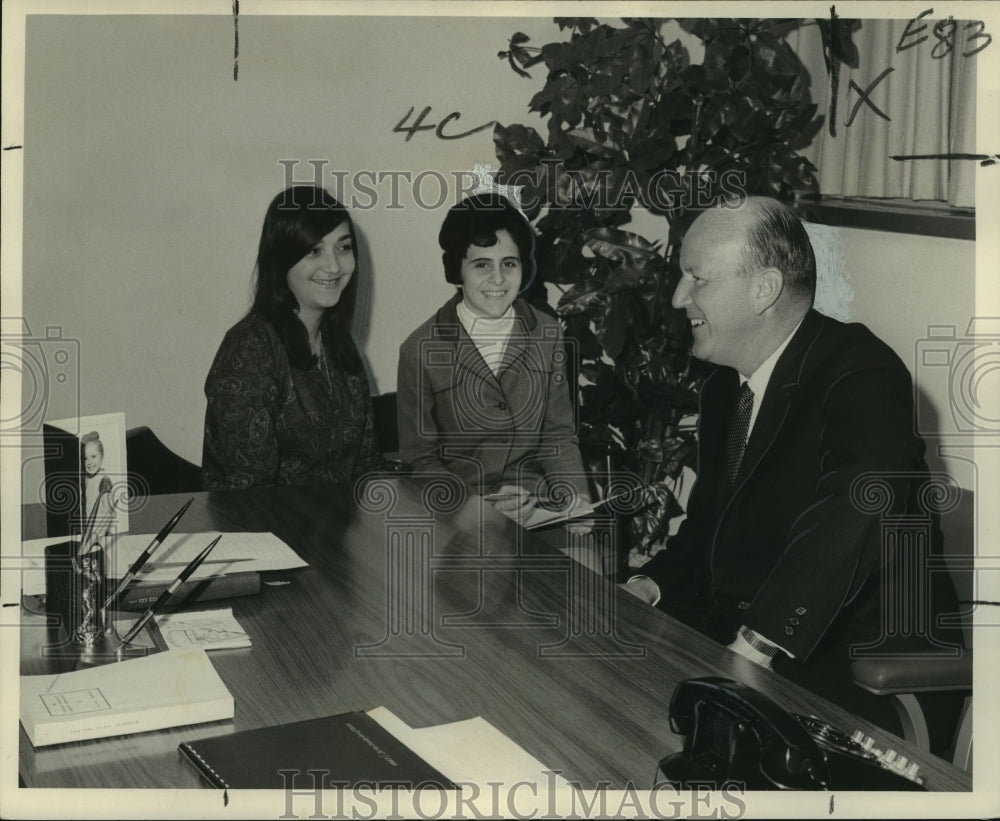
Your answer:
[620,575,661,606]
[727,629,778,670]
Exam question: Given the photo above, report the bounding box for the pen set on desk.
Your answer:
[101,497,194,609]
[60,494,224,650]
[82,496,224,649]
[64,484,119,645]
[116,534,223,649]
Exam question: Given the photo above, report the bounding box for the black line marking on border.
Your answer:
[891,152,999,167]
[232,0,239,82]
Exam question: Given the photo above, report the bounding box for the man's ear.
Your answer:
[753,268,784,315]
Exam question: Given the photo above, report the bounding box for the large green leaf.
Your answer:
[584,227,662,266]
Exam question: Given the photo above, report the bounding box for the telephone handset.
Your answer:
[656,677,927,790]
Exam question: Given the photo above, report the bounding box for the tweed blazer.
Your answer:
[397,294,588,497]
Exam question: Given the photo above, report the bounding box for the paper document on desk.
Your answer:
[18,531,305,596]
[368,707,571,788]
[20,647,234,747]
[154,607,251,651]
[112,531,306,582]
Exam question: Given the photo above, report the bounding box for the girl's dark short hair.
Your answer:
[438,193,536,289]
[250,186,362,372]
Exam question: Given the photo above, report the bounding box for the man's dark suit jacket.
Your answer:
[641,309,957,671]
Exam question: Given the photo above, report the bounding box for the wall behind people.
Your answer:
[18,13,561,490]
[14,11,984,507]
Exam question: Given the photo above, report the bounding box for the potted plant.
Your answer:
[495,17,822,566]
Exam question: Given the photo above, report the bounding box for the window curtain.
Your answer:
[789,18,977,207]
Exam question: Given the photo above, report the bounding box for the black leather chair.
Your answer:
[124,426,203,496]
[850,488,975,772]
[852,651,973,772]
[371,392,400,459]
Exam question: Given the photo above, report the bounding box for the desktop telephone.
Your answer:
[656,677,927,790]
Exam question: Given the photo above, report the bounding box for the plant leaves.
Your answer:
[556,17,599,34]
[584,227,662,267]
[597,294,630,358]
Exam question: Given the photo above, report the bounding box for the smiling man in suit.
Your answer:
[625,196,957,730]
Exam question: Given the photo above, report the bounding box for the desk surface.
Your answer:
[18,479,972,791]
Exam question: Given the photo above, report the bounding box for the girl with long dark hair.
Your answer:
[202,186,378,488]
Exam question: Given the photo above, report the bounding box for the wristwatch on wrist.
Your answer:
[739,626,779,659]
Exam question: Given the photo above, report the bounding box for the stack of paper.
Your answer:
[107,531,307,582]
[18,531,306,597]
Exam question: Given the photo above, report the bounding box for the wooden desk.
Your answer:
[18,478,972,791]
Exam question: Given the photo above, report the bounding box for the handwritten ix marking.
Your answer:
[845,67,894,127]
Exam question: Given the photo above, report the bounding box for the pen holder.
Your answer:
[44,541,108,647]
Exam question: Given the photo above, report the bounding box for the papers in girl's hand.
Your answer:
[485,489,634,530]
[485,495,600,530]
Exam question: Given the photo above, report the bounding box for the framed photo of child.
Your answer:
[44,412,130,541]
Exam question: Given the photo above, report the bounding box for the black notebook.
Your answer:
[179,711,455,790]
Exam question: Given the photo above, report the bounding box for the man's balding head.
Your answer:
[673,197,815,376]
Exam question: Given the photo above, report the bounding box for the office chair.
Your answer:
[850,488,975,772]
[371,392,399,457]
[370,392,409,474]
[851,651,972,772]
[124,426,203,496]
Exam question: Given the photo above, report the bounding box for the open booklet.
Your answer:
[486,489,633,531]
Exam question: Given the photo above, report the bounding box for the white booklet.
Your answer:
[20,647,233,747]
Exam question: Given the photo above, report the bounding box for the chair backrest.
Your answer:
[938,487,975,648]
[125,426,203,497]
[371,392,399,456]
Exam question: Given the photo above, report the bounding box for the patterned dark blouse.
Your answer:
[202,313,379,489]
